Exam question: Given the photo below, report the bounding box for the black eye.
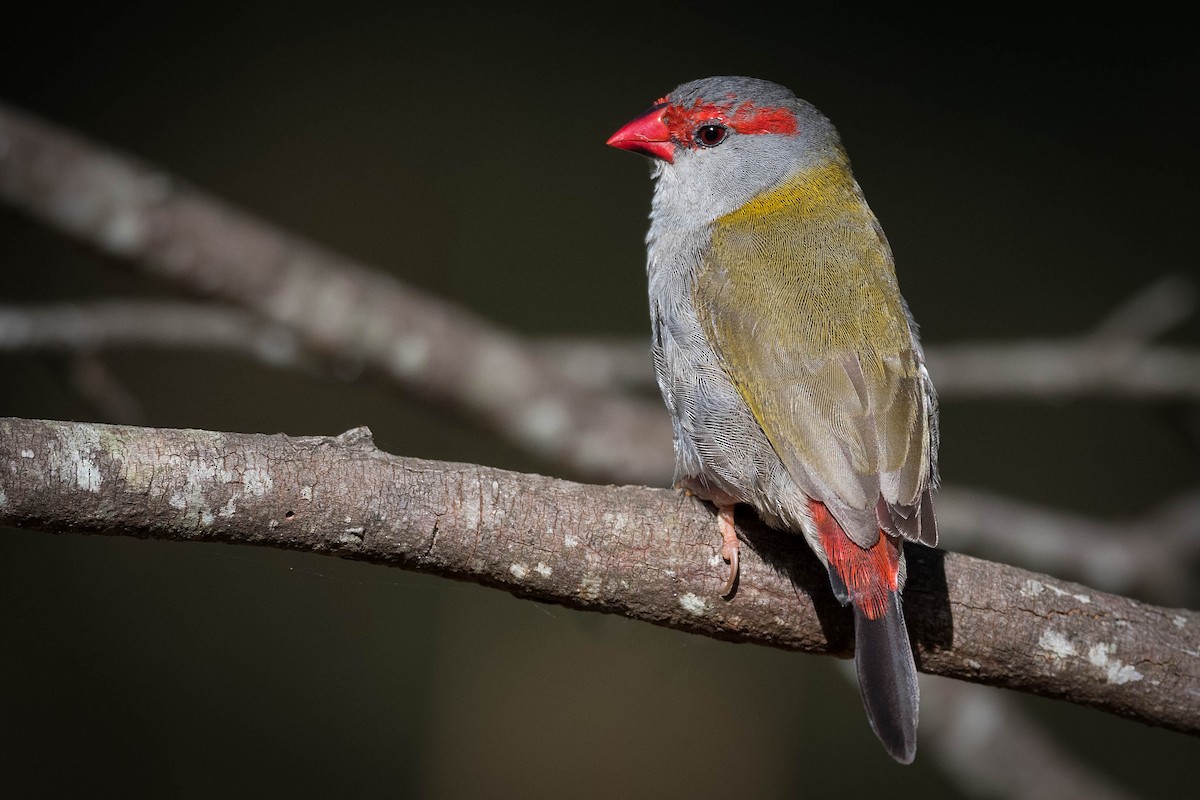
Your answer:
[694,124,728,147]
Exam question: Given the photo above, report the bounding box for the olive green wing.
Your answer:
[695,167,935,546]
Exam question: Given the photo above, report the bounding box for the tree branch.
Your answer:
[2,417,1196,735]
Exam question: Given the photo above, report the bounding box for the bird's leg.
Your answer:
[680,479,741,597]
[716,503,740,597]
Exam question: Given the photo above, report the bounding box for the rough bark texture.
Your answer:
[2,417,1196,735]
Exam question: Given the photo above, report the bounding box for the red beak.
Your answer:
[607,103,675,163]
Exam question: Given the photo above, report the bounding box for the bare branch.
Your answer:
[1,417,1196,735]
[0,102,672,484]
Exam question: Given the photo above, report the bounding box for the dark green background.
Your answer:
[3,5,1197,797]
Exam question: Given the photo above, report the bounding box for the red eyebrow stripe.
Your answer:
[726,102,798,135]
[663,99,798,139]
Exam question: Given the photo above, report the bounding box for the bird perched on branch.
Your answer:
[608,76,939,763]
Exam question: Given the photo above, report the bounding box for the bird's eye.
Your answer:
[694,124,728,147]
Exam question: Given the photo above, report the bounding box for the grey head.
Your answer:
[643,76,843,227]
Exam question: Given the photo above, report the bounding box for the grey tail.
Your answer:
[854,591,919,764]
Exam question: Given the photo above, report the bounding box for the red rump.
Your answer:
[810,499,900,620]
[662,97,798,143]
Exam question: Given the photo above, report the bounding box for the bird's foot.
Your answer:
[717,503,740,597]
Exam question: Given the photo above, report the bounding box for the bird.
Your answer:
[607,76,939,764]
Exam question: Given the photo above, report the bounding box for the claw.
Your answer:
[717,504,740,597]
